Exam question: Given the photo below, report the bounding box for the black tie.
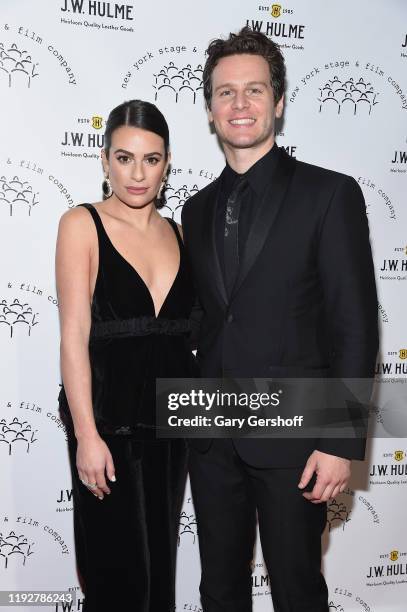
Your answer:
[223,176,248,296]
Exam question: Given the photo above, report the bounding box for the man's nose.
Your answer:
[232,90,250,110]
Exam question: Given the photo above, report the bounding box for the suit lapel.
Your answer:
[201,174,228,306]
[231,148,296,299]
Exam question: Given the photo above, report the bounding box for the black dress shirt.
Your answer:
[215,144,280,279]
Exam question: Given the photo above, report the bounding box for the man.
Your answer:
[181,27,378,612]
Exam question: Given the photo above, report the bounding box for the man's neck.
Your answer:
[223,137,276,174]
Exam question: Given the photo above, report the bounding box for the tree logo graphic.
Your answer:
[318,76,379,115]
[0,42,39,88]
[0,299,39,337]
[0,532,35,568]
[0,175,39,216]
[161,183,199,219]
[326,498,351,531]
[178,511,197,545]
[0,417,38,455]
[153,62,203,104]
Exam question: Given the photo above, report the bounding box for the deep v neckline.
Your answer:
[91,206,181,319]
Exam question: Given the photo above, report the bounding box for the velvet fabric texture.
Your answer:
[59,204,196,610]
[59,204,197,434]
[68,434,188,612]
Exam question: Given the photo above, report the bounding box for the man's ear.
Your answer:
[207,105,213,124]
[275,94,284,119]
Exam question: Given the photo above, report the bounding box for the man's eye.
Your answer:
[220,90,232,97]
[249,88,262,94]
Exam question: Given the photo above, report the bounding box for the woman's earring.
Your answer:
[102,176,113,198]
[157,177,166,200]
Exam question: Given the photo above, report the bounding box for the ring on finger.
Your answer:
[80,479,97,489]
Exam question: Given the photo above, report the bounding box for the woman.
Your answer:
[57,100,196,612]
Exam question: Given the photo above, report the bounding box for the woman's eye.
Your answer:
[117,155,131,164]
[145,157,160,165]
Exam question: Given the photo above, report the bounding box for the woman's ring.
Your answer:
[81,479,97,489]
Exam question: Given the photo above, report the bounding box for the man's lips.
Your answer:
[126,186,148,194]
[229,118,256,126]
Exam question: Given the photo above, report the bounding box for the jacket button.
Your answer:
[227,313,234,323]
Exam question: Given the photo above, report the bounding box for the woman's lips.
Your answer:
[126,186,148,194]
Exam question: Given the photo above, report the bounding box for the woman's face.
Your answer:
[102,125,169,208]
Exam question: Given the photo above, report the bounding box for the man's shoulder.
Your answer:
[294,155,346,181]
[292,155,357,191]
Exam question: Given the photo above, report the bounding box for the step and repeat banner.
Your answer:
[1,1,406,610]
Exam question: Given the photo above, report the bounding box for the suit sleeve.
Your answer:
[316,175,379,459]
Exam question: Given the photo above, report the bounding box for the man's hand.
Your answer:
[298,450,351,503]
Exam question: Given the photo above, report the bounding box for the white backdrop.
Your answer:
[1,1,406,611]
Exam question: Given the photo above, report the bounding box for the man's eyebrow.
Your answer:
[214,81,268,92]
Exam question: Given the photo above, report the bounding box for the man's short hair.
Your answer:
[203,26,286,109]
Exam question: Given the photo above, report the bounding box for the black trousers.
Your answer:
[67,433,187,612]
[189,439,329,612]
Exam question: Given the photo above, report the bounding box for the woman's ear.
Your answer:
[164,151,172,177]
[101,148,109,177]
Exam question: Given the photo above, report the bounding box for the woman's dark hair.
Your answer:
[104,100,170,207]
[203,26,286,109]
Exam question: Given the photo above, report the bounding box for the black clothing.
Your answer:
[189,440,328,612]
[68,434,187,612]
[182,146,378,466]
[216,143,279,274]
[181,146,378,611]
[59,204,196,435]
[59,204,196,612]
[223,177,249,296]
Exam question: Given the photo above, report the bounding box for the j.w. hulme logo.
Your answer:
[154,62,203,104]
[61,0,134,20]
[0,175,39,216]
[366,548,407,585]
[91,115,103,129]
[0,42,39,88]
[0,531,34,568]
[0,298,39,337]
[271,4,282,18]
[0,417,38,455]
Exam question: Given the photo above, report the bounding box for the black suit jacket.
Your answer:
[181,147,378,467]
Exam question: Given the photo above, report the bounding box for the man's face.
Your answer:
[208,53,284,152]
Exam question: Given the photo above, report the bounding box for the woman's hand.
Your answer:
[76,433,116,500]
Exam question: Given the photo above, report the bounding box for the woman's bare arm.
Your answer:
[56,207,96,439]
[56,206,115,498]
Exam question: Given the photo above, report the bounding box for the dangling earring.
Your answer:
[102,176,113,198]
[157,176,167,200]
